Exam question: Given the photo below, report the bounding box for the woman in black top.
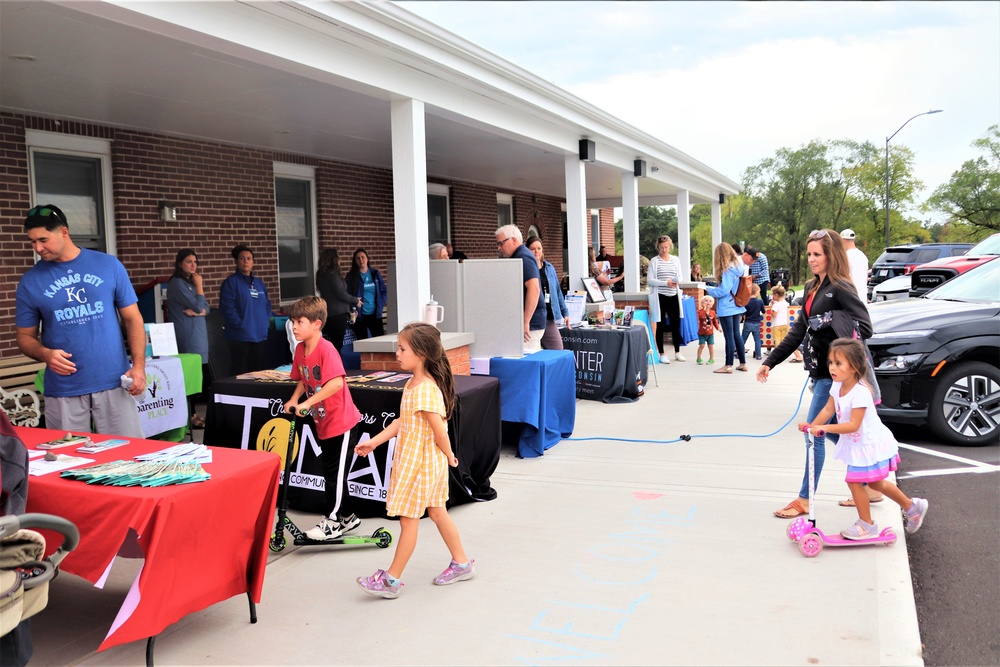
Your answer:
[315,248,361,352]
[757,229,873,519]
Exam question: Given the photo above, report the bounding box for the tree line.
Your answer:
[616,125,999,285]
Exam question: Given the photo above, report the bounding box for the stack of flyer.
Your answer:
[36,432,92,450]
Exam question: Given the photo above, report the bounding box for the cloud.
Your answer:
[569,19,998,208]
[404,1,999,217]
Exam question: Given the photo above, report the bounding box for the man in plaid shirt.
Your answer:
[743,246,770,304]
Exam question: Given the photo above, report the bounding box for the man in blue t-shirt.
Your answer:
[496,224,546,351]
[15,204,146,437]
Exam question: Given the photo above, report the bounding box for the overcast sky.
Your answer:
[403,1,999,223]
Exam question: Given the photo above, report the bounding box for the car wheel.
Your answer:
[928,361,1000,446]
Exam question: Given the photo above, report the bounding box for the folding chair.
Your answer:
[634,319,658,387]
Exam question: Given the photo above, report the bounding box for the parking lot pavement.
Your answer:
[891,424,1000,667]
[30,350,926,665]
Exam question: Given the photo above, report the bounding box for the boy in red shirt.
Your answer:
[284,296,362,540]
[696,295,722,365]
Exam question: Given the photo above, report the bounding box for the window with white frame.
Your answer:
[27,131,114,254]
[497,193,513,229]
[427,183,450,245]
[274,163,317,302]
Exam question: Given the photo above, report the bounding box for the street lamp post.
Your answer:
[885,109,943,248]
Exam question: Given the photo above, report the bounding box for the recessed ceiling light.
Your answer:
[8,55,36,62]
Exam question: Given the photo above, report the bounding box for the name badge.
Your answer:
[249,287,259,299]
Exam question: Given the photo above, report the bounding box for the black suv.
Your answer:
[867,260,1000,446]
[867,242,974,300]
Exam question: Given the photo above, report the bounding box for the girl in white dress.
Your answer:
[799,338,929,540]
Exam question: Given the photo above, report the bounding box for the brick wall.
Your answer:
[111,130,281,301]
[599,208,616,253]
[317,161,395,276]
[0,114,32,359]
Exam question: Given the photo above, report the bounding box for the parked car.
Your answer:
[908,233,1000,297]
[867,242,974,300]
[870,274,912,302]
[867,260,1000,446]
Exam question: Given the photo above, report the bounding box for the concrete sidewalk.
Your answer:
[30,347,924,666]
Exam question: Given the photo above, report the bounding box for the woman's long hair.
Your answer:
[399,322,456,419]
[172,248,197,283]
[316,248,342,282]
[806,229,853,295]
[713,242,738,281]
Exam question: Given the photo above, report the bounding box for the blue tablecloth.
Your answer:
[489,350,576,458]
[634,296,698,349]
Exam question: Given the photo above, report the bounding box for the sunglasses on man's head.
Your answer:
[27,205,67,225]
[28,206,57,217]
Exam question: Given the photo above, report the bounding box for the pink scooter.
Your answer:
[786,426,897,557]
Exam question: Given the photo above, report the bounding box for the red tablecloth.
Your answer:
[19,427,280,651]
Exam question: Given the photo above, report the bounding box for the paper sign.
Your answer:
[564,293,586,325]
[145,323,179,356]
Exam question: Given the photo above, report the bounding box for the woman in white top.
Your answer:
[646,235,685,363]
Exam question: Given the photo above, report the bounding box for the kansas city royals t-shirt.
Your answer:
[15,248,138,398]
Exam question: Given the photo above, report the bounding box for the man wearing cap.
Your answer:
[841,229,869,303]
[15,204,146,437]
[743,246,770,305]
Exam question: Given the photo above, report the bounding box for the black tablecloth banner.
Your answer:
[204,373,500,518]
[560,326,649,403]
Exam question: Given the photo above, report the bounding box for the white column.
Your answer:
[565,155,588,292]
[391,98,429,328]
[621,172,640,292]
[676,189,691,281]
[711,201,722,255]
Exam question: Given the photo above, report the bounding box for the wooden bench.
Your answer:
[0,355,45,427]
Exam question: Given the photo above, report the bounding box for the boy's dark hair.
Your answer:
[231,244,254,261]
[25,204,68,232]
[289,296,328,328]
[731,243,742,255]
[399,322,456,418]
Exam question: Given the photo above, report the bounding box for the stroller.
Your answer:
[1,513,79,637]
[769,267,791,288]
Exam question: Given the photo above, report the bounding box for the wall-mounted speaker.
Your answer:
[579,139,595,162]
[633,159,647,177]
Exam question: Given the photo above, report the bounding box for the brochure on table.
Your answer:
[144,322,179,357]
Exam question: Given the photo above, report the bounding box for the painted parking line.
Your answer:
[901,466,1000,479]
[897,442,1000,480]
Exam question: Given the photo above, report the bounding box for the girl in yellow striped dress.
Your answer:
[354,322,474,598]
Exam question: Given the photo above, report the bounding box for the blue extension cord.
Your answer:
[565,376,810,444]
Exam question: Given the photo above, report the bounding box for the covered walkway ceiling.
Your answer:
[0,1,738,207]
